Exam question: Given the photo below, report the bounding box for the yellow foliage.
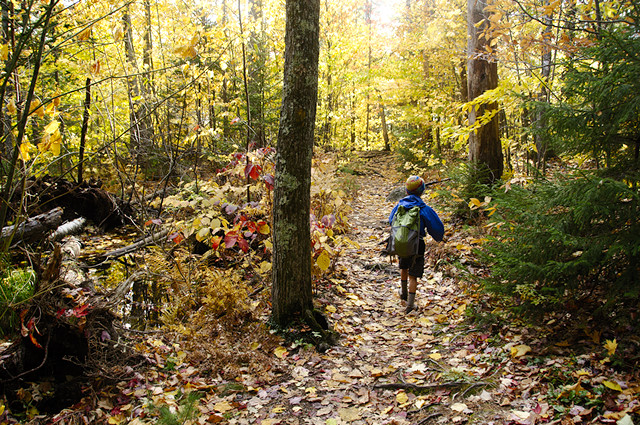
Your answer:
[604,339,618,356]
[28,99,45,118]
[77,26,92,41]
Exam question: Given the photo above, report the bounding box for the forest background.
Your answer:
[0,0,639,423]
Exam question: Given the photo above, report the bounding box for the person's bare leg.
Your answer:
[406,275,418,313]
[400,269,408,301]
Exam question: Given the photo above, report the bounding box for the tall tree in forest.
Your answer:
[467,0,503,182]
[271,0,320,327]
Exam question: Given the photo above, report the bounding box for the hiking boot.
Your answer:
[405,292,416,314]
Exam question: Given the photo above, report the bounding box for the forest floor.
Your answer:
[9,151,639,425]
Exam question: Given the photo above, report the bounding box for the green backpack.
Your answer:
[388,205,421,257]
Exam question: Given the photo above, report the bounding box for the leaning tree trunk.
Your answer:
[467,0,503,183]
[271,0,320,327]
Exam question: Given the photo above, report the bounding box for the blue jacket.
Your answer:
[389,194,444,242]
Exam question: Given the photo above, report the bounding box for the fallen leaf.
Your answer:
[274,346,288,359]
[510,344,531,358]
[604,380,622,391]
[396,391,409,404]
[213,401,233,413]
[338,407,361,421]
[451,402,468,412]
[604,339,617,356]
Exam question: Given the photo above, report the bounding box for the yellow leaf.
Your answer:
[429,352,442,360]
[0,402,5,415]
[78,27,92,41]
[214,401,234,413]
[44,120,60,135]
[29,99,44,118]
[274,346,288,359]
[7,98,16,115]
[19,143,31,161]
[50,132,61,156]
[510,344,531,358]
[325,305,336,313]
[53,89,61,107]
[0,43,8,61]
[396,391,409,404]
[113,25,123,42]
[604,339,617,356]
[259,261,271,274]
[257,221,270,235]
[468,198,483,209]
[107,416,123,425]
[316,250,331,271]
[603,380,622,391]
[196,227,210,242]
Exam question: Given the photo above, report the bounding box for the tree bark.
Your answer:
[467,0,503,183]
[77,78,91,184]
[271,0,320,327]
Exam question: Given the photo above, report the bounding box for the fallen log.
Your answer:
[0,207,63,245]
[14,176,135,230]
[102,228,170,259]
[49,217,87,242]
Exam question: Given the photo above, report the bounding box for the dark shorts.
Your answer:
[398,238,426,278]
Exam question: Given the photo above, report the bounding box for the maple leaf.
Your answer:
[604,339,617,356]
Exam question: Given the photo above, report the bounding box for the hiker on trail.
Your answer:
[389,176,444,313]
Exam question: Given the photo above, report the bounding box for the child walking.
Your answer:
[389,176,444,313]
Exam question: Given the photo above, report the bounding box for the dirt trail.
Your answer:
[232,152,513,424]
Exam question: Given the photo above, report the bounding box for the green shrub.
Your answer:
[480,174,639,319]
[0,268,36,336]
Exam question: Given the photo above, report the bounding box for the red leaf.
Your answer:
[237,237,249,253]
[224,233,238,249]
[244,163,262,180]
[245,221,257,233]
[168,232,184,244]
[249,164,262,180]
[145,218,162,226]
[211,236,222,250]
[72,304,90,318]
[29,333,42,349]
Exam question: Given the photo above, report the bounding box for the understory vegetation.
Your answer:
[1,0,640,423]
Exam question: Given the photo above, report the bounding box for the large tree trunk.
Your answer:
[467,0,503,183]
[271,0,320,327]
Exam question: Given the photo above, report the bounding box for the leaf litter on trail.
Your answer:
[51,152,640,425]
